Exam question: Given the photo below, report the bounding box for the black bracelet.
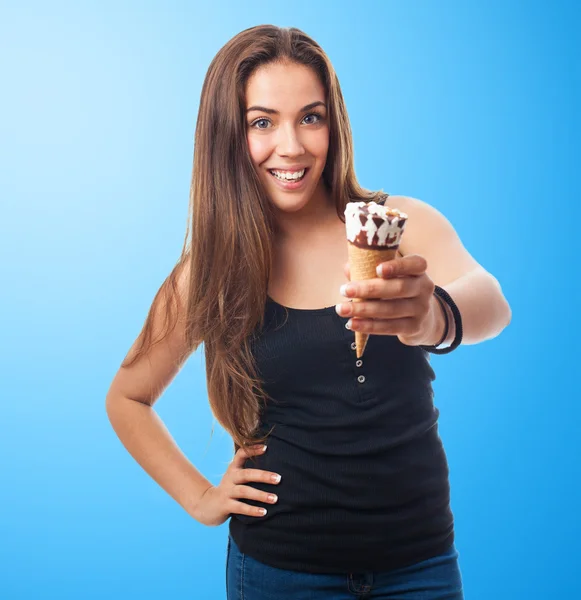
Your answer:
[420,285,463,354]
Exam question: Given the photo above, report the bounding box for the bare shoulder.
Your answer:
[386,194,487,286]
[384,194,453,228]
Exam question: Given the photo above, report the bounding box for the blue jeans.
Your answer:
[226,535,464,599]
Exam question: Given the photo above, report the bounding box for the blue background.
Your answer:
[1,1,578,598]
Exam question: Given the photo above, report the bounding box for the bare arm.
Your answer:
[105,260,211,518]
[106,397,212,517]
[393,195,512,345]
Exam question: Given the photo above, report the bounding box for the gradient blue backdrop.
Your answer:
[1,1,578,598]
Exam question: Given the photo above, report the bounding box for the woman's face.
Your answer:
[245,61,330,215]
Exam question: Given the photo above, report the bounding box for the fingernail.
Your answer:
[345,319,352,330]
[260,508,267,516]
[340,284,354,297]
[376,264,383,277]
[271,474,281,483]
[335,303,351,316]
[268,494,278,503]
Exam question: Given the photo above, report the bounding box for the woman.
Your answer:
[105,25,511,599]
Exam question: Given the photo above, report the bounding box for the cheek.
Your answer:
[310,129,329,161]
[246,135,270,167]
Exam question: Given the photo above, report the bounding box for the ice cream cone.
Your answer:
[344,200,408,358]
[347,244,398,358]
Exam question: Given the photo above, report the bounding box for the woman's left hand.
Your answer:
[337,254,442,347]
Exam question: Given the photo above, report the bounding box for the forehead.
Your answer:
[245,62,326,108]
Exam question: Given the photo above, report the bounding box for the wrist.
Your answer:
[424,294,447,347]
[189,483,215,521]
[420,285,463,354]
[440,297,455,347]
[185,481,214,519]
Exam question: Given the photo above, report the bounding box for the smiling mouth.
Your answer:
[268,168,308,182]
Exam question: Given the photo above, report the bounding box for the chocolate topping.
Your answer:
[344,200,408,249]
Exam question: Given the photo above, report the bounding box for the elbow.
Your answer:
[105,394,116,420]
[106,393,153,414]
[105,393,127,418]
[499,298,512,329]
[489,274,512,328]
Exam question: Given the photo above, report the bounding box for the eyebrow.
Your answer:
[246,101,327,115]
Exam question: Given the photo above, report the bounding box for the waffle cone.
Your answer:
[347,242,398,358]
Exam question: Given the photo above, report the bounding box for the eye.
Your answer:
[303,112,324,125]
[251,118,271,130]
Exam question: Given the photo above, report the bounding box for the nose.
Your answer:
[276,123,306,158]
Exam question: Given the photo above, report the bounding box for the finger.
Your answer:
[229,499,269,518]
[231,484,278,505]
[377,254,427,278]
[338,298,416,320]
[348,316,418,335]
[343,262,351,280]
[233,468,282,486]
[342,276,421,301]
[231,444,267,468]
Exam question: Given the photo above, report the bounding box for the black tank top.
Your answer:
[228,206,455,574]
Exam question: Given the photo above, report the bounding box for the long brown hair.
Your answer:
[121,25,387,452]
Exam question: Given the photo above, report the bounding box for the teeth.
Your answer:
[270,169,306,181]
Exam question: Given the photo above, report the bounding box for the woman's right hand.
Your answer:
[192,444,281,527]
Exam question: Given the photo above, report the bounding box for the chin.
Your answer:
[266,173,325,211]
[270,195,313,213]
